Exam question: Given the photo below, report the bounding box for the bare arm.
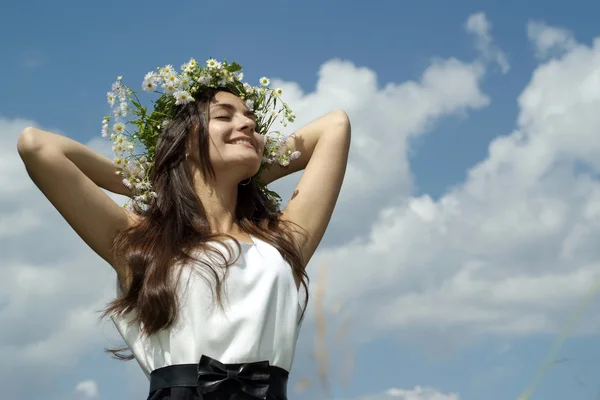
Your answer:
[17,127,135,277]
[260,116,324,185]
[274,110,351,266]
[18,128,133,197]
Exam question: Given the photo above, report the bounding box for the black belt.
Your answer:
[149,355,289,399]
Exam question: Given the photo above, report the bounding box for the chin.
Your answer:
[248,161,262,177]
[230,158,262,178]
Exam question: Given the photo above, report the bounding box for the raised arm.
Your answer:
[267,109,351,266]
[17,127,136,278]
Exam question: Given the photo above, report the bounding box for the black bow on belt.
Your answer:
[196,355,270,399]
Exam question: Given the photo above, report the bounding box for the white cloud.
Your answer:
[465,12,510,73]
[74,380,99,399]
[271,53,490,245]
[346,386,460,400]
[0,119,126,397]
[0,14,502,399]
[4,14,598,400]
[0,208,41,238]
[312,26,600,345]
[527,21,577,60]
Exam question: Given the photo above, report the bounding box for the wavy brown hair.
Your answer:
[100,88,309,360]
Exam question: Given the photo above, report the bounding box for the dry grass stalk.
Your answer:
[314,262,331,395]
[296,263,355,397]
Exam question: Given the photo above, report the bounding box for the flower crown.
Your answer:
[102,58,300,211]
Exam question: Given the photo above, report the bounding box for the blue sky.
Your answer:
[2,1,600,400]
[3,0,597,198]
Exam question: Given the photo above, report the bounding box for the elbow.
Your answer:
[17,127,43,157]
[330,109,351,138]
[330,109,350,126]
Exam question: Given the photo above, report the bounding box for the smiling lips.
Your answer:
[228,137,255,149]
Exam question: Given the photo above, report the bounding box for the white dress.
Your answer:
[111,235,303,378]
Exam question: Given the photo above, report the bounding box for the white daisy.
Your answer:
[184,63,195,73]
[165,74,179,84]
[275,88,283,95]
[206,58,221,69]
[162,64,175,75]
[113,123,125,134]
[162,82,177,93]
[142,72,159,91]
[112,81,123,94]
[113,142,125,153]
[173,90,193,105]
[107,92,116,107]
[142,79,157,91]
[259,77,270,87]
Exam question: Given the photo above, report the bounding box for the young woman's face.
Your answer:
[205,91,264,179]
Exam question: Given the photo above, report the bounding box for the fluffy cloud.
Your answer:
[312,27,600,345]
[3,12,597,400]
[527,21,577,60]
[343,386,460,400]
[74,380,99,399]
[271,14,495,246]
[0,119,127,398]
[465,12,510,73]
[0,12,501,399]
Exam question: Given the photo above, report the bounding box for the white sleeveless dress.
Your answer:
[111,235,303,378]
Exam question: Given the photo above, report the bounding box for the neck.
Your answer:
[192,171,244,237]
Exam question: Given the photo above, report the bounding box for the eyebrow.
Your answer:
[210,103,256,119]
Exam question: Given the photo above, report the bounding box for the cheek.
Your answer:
[208,121,228,144]
[254,133,265,154]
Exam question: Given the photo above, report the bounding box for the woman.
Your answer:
[16,58,350,400]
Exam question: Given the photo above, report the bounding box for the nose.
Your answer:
[237,114,256,134]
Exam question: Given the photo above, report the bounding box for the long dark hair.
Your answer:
[101,88,309,360]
